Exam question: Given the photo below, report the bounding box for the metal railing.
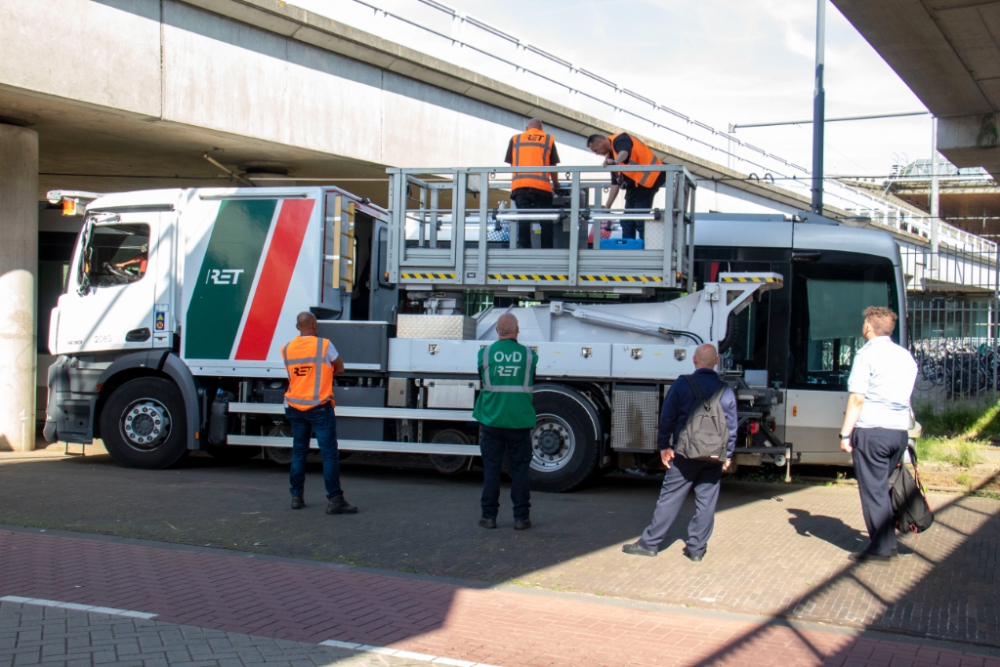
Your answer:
[385,164,696,290]
[902,245,1000,400]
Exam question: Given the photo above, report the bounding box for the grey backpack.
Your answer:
[672,376,729,463]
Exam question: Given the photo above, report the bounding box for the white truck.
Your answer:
[44,164,906,491]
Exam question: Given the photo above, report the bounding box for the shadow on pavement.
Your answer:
[682,471,1000,667]
[4,451,1000,658]
[786,508,868,552]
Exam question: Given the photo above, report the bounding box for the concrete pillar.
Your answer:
[0,124,39,452]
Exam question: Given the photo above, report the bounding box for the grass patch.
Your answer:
[950,441,983,468]
[916,436,983,468]
[914,398,1000,438]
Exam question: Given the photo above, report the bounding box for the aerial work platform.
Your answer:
[385,164,696,292]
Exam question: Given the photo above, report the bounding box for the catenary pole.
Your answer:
[812,0,826,215]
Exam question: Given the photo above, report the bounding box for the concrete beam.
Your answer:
[938,113,1000,179]
[179,0,840,218]
[831,0,994,118]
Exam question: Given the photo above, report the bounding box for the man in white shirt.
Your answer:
[839,306,917,563]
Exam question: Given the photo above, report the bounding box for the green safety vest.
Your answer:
[472,338,537,430]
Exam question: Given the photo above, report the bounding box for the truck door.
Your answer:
[369,219,398,323]
[52,212,164,355]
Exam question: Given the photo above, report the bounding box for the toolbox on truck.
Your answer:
[600,238,645,250]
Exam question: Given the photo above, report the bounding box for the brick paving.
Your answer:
[0,600,427,667]
[2,452,999,645]
[1,528,999,667]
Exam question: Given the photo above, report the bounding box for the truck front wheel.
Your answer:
[529,386,601,493]
[100,377,189,469]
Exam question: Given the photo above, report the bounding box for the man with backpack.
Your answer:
[622,344,737,561]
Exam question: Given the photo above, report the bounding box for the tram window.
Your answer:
[78,223,150,288]
[790,261,897,390]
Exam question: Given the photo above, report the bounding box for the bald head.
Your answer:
[693,343,719,370]
[526,118,543,130]
[296,311,318,337]
[496,313,519,340]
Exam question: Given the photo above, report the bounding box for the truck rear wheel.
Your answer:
[100,377,189,469]
[529,386,601,493]
[429,428,473,475]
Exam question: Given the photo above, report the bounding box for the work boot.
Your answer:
[291,496,305,510]
[326,495,358,515]
[682,547,703,563]
[848,551,891,563]
[621,542,657,557]
[479,517,497,529]
[514,519,532,531]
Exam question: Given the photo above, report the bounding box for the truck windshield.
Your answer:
[789,259,898,389]
[78,222,150,290]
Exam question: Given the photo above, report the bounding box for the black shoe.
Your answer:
[622,542,657,557]
[326,495,358,514]
[291,496,305,510]
[682,547,703,563]
[848,551,891,563]
[479,517,497,529]
[514,519,531,531]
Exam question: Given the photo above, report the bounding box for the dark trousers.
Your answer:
[286,403,343,500]
[480,425,532,521]
[621,174,664,240]
[852,427,906,556]
[513,189,554,249]
[638,456,722,556]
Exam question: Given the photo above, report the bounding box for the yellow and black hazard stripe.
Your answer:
[400,273,456,280]
[720,275,783,284]
[579,275,664,283]
[488,273,568,281]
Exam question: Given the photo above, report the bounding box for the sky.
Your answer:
[437,0,933,180]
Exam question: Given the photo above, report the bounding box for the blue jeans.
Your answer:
[480,425,532,521]
[286,403,342,499]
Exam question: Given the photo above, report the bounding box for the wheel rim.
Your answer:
[430,429,472,474]
[119,398,171,451]
[531,413,575,472]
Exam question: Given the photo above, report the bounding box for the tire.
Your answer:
[529,385,601,493]
[265,423,294,466]
[100,377,189,469]
[203,443,259,462]
[429,428,473,475]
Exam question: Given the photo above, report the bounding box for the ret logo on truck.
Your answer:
[205,268,245,285]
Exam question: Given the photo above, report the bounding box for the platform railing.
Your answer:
[386,164,696,291]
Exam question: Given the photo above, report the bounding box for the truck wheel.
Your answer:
[204,443,259,462]
[429,428,473,475]
[100,377,189,469]
[530,386,601,493]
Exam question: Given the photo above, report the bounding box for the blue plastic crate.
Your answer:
[600,238,645,250]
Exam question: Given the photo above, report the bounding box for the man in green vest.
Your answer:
[474,313,538,530]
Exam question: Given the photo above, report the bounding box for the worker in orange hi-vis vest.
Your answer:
[587,132,665,241]
[281,311,357,514]
[504,118,561,249]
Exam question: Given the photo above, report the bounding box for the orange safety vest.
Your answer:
[281,336,335,410]
[510,129,556,193]
[609,133,662,189]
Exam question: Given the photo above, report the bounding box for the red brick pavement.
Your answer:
[0,528,996,667]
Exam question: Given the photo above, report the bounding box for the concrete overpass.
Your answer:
[0,0,990,451]
[832,0,1000,184]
